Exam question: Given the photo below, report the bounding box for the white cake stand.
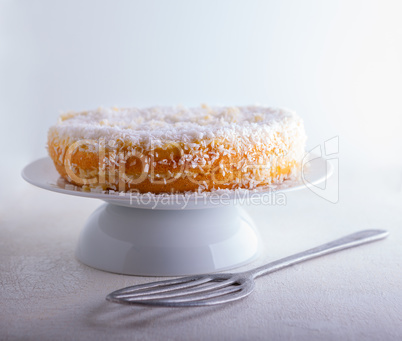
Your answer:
[22,157,331,276]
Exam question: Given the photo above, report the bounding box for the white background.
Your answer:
[1,0,402,200]
[1,2,402,340]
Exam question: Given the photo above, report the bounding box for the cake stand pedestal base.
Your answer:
[76,203,260,276]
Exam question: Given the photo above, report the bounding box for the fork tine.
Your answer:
[187,287,253,307]
[123,285,249,307]
[109,277,215,299]
[109,275,205,296]
[115,278,237,301]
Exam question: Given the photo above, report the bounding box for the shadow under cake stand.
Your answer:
[22,157,331,276]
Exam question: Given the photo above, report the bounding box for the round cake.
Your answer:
[47,105,306,193]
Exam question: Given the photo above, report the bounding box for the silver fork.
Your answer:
[106,229,388,307]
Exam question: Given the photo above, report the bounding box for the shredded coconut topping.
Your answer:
[50,105,301,147]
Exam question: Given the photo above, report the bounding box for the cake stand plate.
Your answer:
[22,157,331,276]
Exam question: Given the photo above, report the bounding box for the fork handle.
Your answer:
[248,229,389,279]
